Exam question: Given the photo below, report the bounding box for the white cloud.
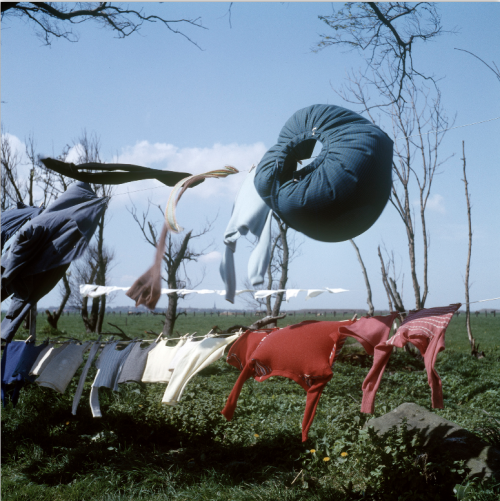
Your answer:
[114,140,268,201]
[427,194,445,214]
[199,250,222,263]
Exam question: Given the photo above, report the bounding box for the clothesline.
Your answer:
[80,284,499,309]
[79,284,349,302]
[395,296,500,316]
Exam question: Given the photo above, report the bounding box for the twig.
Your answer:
[348,394,360,404]
[291,469,303,486]
[106,322,132,341]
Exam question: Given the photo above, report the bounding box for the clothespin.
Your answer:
[155,332,164,343]
[351,313,358,321]
[25,335,34,343]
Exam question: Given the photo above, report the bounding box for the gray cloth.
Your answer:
[90,342,134,418]
[29,342,71,376]
[117,342,156,384]
[72,340,102,415]
[36,342,91,394]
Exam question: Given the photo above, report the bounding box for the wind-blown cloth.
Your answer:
[339,304,461,413]
[1,182,108,342]
[40,158,202,188]
[126,166,238,310]
[219,167,273,304]
[1,202,44,251]
[254,104,393,242]
[221,320,356,442]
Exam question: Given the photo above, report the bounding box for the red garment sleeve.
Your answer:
[424,330,446,409]
[221,361,255,421]
[360,343,393,413]
[301,379,330,442]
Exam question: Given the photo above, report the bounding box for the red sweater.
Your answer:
[340,305,460,413]
[221,320,355,442]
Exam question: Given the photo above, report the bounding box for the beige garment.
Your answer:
[141,338,187,383]
[162,333,240,405]
[36,342,91,393]
[29,342,71,376]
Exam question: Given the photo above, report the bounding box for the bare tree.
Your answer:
[337,65,453,310]
[68,131,114,333]
[315,2,456,313]
[45,273,71,330]
[1,129,25,210]
[128,200,213,337]
[242,214,302,325]
[461,141,481,358]
[378,245,405,314]
[1,2,206,48]
[315,2,450,105]
[350,239,374,316]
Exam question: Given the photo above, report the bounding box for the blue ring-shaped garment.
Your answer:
[254,104,394,242]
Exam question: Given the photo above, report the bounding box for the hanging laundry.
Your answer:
[254,104,394,242]
[90,341,134,417]
[72,339,103,415]
[162,333,240,406]
[1,182,108,342]
[40,158,200,188]
[334,313,399,413]
[343,305,461,413]
[29,342,71,376]
[117,341,157,384]
[141,337,188,383]
[221,320,356,442]
[219,168,273,303]
[1,340,47,407]
[225,329,277,371]
[35,342,92,394]
[1,202,44,251]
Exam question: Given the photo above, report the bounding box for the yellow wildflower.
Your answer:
[323,457,330,462]
[139,405,143,408]
[254,434,259,438]
[341,452,348,457]
[309,449,316,453]
[65,422,70,426]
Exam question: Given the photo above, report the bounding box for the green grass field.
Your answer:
[2,312,499,500]
[9,309,500,353]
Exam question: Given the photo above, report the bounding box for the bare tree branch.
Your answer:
[316,2,451,105]
[454,48,500,85]
[2,2,206,48]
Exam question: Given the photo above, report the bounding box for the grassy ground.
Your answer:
[2,312,499,500]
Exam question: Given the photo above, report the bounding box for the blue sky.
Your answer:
[2,2,499,312]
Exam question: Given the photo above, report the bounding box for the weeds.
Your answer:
[2,315,500,500]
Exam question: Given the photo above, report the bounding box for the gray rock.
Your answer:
[365,402,500,480]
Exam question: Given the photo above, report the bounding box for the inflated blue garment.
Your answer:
[1,203,44,251]
[1,182,108,342]
[254,104,394,242]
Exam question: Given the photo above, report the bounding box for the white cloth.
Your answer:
[220,169,273,303]
[141,338,187,383]
[168,339,198,371]
[254,289,286,299]
[162,333,240,405]
[306,289,326,300]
